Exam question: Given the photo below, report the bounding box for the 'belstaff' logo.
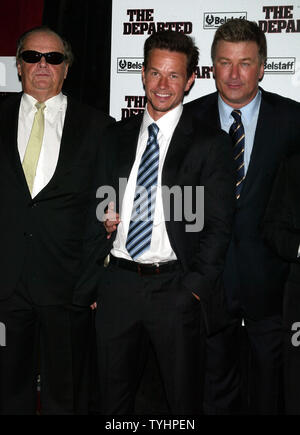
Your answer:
[206,15,214,26]
[117,58,143,74]
[119,59,127,70]
[203,12,247,29]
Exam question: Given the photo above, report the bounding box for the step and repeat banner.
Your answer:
[110,0,300,120]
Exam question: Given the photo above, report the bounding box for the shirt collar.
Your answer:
[218,90,261,126]
[21,92,67,121]
[141,104,183,140]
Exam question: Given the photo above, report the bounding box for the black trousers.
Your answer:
[204,315,283,415]
[95,262,206,415]
[0,276,94,415]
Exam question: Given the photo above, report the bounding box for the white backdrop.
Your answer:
[0,57,22,93]
[110,0,300,120]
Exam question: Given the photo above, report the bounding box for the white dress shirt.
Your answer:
[111,104,184,264]
[18,92,67,198]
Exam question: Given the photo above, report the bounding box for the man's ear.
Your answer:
[141,66,145,86]
[185,72,195,93]
[258,62,264,81]
[64,63,69,79]
[17,62,22,77]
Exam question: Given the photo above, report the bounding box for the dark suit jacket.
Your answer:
[0,92,114,306]
[184,88,300,318]
[75,107,236,335]
[264,153,300,288]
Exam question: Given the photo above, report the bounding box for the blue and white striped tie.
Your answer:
[229,109,245,200]
[126,123,159,260]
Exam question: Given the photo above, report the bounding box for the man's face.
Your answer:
[213,40,264,108]
[17,31,69,101]
[142,48,195,120]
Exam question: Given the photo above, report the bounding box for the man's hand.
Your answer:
[90,302,97,310]
[104,201,120,239]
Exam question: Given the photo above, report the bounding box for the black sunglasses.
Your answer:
[20,50,66,65]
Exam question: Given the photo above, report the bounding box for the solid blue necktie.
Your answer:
[229,109,245,200]
[126,123,159,260]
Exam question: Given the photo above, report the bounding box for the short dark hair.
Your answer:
[143,31,199,79]
[211,19,267,64]
[16,25,74,66]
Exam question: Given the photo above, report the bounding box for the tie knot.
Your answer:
[35,102,46,111]
[148,123,159,138]
[231,109,241,123]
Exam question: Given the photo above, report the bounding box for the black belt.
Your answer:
[109,254,180,276]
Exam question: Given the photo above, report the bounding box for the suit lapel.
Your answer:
[239,90,274,203]
[162,110,193,187]
[1,93,32,197]
[34,97,85,199]
[116,115,142,180]
[290,159,300,223]
[161,110,194,259]
[207,93,221,129]
[114,115,142,211]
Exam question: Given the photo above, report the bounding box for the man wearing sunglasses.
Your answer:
[0,26,113,414]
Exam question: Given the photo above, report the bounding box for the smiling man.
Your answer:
[0,26,113,414]
[142,47,195,117]
[80,30,236,415]
[212,39,264,108]
[185,19,300,415]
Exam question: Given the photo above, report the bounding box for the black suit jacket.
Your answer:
[185,88,300,318]
[75,107,236,335]
[0,92,114,306]
[264,153,300,287]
